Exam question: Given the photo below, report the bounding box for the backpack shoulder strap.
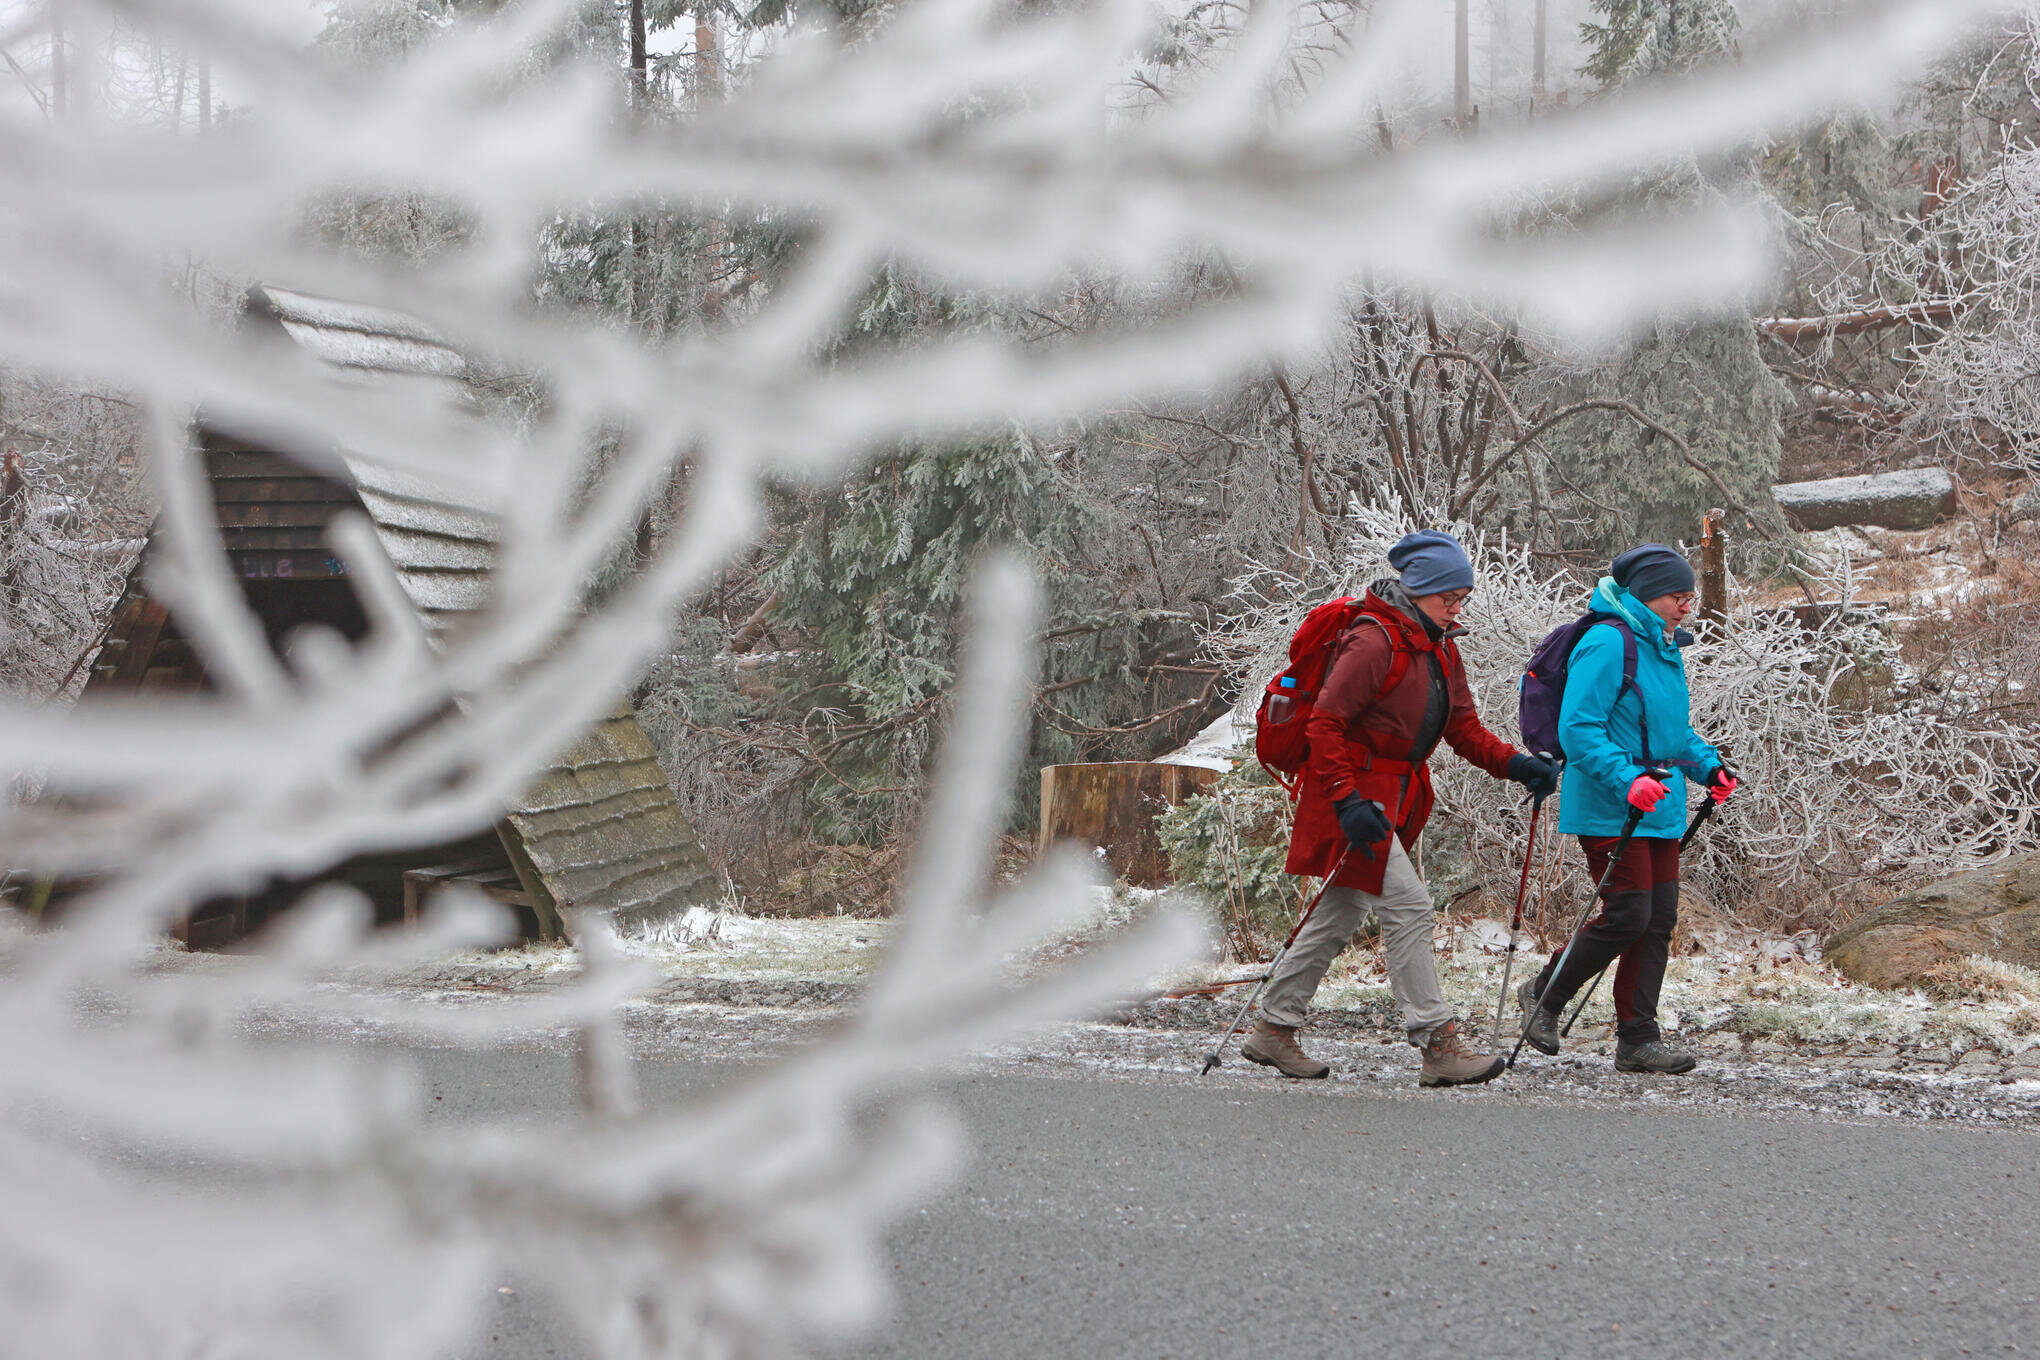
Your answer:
[1345,613,1413,700]
[1594,616,1651,764]
[1598,616,1640,694]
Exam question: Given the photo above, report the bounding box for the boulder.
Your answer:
[1824,855,2040,990]
[1772,467,1955,531]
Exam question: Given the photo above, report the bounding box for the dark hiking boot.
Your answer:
[1518,978,1560,1057]
[1240,1021,1330,1079]
[1419,1018,1506,1088]
[1614,1038,1698,1074]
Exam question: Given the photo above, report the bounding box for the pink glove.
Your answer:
[1708,771,1738,805]
[1626,775,1668,812]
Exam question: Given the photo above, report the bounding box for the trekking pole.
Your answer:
[1558,794,1717,1038]
[1200,848,1353,1076]
[1506,768,1663,1070]
[1488,787,1549,1052]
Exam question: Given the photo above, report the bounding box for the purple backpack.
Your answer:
[1518,613,1641,762]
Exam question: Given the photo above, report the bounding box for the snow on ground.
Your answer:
[1775,518,2013,613]
[471,906,891,982]
[336,889,2040,1094]
[99,884,2037,1126]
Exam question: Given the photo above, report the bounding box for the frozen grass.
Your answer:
[414,889,2040,1060]
[1421,916,2040,1056]
[1154,895,2040,1058]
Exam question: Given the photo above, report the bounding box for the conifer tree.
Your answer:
[1548,0,1786,550]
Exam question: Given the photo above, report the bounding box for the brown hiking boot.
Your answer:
[1240,1021,1330,1079]
[1419,1018,1506,1088]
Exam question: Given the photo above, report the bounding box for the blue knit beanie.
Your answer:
[1388,530,1475,596]
[1612,543,1696,602]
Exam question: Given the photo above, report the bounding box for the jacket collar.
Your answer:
[1591,576,1693,653]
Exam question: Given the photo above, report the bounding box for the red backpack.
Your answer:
[1253,597,1414,794]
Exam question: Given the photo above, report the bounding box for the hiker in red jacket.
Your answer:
[1243,530,1557,1085]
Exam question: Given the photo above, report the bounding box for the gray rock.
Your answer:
[2009,486,2040,524]
[1825,853,2040,989]
[1772,467,1956,530]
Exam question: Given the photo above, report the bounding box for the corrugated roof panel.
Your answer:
[258,285,457,349]
[582,859,712,919]
[508,802,679,874]
[503,706,715,922]
[374,527,495,573]
[278,321,467,377]
[506,785,672,844]
[512,756,670,816]
[508,801,715,919]
[395,571,492,614]
[356,486,497,543]
[347,456,495,510]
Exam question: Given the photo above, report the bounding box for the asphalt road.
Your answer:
[402,1035,2038,1360]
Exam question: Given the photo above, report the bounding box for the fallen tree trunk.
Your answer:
[1772,467,1956,531]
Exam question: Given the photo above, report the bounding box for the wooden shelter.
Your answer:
[76,284,715,945]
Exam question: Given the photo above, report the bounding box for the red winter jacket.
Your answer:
[1284,584,1519,894]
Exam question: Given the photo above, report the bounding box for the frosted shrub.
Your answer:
[1154,755,1294,959]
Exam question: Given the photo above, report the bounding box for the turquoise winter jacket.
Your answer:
[1556,577,1721,839]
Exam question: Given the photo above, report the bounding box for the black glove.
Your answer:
[1332,794,1391,859]
[1506,752,1559,799]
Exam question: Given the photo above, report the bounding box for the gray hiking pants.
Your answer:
[1259,837,1451,1046]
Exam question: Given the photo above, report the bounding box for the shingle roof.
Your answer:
[219,286,715,924]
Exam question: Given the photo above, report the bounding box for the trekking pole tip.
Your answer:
[1200,1052,1221,1075]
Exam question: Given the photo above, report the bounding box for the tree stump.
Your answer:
[1038,761,1220,886]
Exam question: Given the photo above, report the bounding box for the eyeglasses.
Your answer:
[1437,589,1473,606]
[1667,592,1697,606]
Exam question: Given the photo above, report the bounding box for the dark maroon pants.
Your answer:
[1532,835,1679,1044]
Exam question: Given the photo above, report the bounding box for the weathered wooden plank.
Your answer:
[210,477,356,505]
[204,447,343,478]
[1038,761,1220,887]
[215,527,333,552]
[215,502,348,529]
[108,599,171,693]
[229,550,350,581]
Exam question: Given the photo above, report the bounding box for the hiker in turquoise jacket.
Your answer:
[1517,544,1737,1075]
